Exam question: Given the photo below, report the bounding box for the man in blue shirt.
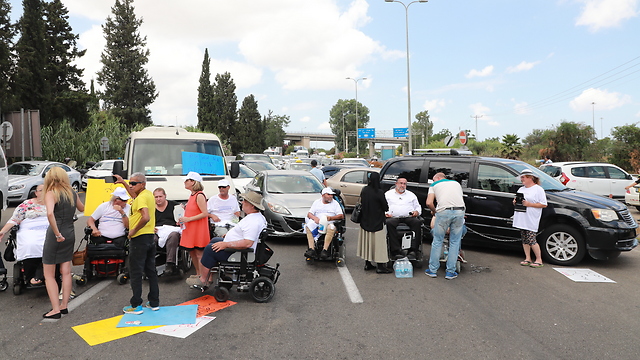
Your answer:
[309,160,326,186]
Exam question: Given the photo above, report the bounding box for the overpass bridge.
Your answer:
[285,131,409,157]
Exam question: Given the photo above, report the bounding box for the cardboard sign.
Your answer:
[182,151,225,175]
[85,179,130,215]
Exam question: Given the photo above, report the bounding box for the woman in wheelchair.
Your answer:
[186,191,266,288]
[0,184,48,286]
[86,187,130,247]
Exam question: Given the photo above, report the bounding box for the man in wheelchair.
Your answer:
[385,177,422,259]
[186,191,266,288]
[87,187,130,248]
[303,188,344,260]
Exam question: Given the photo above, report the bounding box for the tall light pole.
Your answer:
[591,102,596,138]
[342,102,346,153]
[471,114,483,141]
[386,0,428,155]
[346,77,366,157]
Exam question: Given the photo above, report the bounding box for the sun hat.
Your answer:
[184,171,203,182]
[241,191,265,210]
[321,187,336,195]
[520,169,538,178]
[112,187,130,200]
[218,179,230,187]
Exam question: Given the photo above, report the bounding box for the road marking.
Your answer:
[68,280,111,311]
[338,266,363,303]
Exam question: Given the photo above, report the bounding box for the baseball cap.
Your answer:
[184,171,203,182]
[218,179,230,187]
[321,187,336,195]
[112,187,130,200]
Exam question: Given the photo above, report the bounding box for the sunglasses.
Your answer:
[218,185,230,189]
[116,197,126,201]
[129,181,142,186]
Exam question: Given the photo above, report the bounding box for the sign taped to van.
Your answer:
[182,151,225,176]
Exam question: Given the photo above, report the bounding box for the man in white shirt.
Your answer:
[207,179,241,237]
[304,187,344,260]
[385,177,422,259]
[87,187,130,247]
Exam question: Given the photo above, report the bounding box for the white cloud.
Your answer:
[300,116,311,123]
[575,0,639,32]
[569,88,632,111]
[506,60,541,73]
[422,99,446,112]
[318,122,331,130]
[488,121,500,126]
[512,99,530,115]
[465,65,494,79]
[470,103,490,117]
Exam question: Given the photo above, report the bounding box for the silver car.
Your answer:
[82,159,118,189]
[8,161,82,203]
[244,170,324,238]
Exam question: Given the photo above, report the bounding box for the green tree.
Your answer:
[610,124,640,172]
[97,0,157,128]
[328,98,369,154]
[197,48,214,132]
[429,129,452,143]
[0,0,15,113]
[468,137,501,157]
[234,94,262,154]
[263,110,290,148]
[549,121,595,162]
[412,110,433,148]
[500,134,523,159]
[212,72,237,146]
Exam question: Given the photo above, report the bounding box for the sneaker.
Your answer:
[424,269,437,278]
[122,305,143,315]
[144,301,160,311]
[304,248,316,258]
[445,271,458,280]
[319,249,330,260]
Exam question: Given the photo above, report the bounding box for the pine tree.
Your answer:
[0,0,15,113]
[97,0,157,128]
[234,94,262,154]
[197,49,214,133]
[212,72,237,147]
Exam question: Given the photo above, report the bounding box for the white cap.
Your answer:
[218,179,230,187]
[321,187,335,195]
[112,187,130,200]
[185,171,203,182]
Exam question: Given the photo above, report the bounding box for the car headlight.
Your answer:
[267,202,291,215]
[591,209,619,222]
[9,184,25,191]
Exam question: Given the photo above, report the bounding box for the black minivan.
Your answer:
[379,154,638,265]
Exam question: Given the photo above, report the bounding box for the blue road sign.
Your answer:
[358,128,376,139]
[393,127,409,138]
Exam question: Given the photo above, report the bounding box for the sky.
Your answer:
[7,0,640,148]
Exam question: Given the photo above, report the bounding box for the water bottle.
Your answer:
[394,260,402,278]
[405,258,413,278]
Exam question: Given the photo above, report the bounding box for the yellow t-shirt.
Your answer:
[130,189,156,236]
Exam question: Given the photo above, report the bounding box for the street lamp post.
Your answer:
[386,0,428,155]
[591,102,596,138]
[346,77,366,157]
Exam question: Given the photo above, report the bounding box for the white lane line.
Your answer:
[41,280,111,322]
[338,266,363,303]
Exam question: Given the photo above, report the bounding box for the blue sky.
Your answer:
[8,0,640,146]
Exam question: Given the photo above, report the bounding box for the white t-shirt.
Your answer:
[223,212,267,251]
[385,189,421,218]
[207,194,240,225]
[305,198,343,230]
[513,184,547,232]
[90,201,130,239]
[428,179,465,213]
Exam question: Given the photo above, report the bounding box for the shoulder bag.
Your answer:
[350,198,362,223]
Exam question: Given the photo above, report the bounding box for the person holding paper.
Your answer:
[207,179,240,237]
[87,187,130,248]
[512,169,547,268]
[303,188,344,260]
[385,177,422,260]
[153,188,181,276]
[179,172,210,279]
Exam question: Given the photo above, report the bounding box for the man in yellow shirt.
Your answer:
[115,172,158,314]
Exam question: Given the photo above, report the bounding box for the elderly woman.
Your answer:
[179,171,210,278]
[0,184,48,286]
[513,169,548,268]
[87,187,130,247]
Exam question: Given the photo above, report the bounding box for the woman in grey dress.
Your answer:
[42,167,84,319]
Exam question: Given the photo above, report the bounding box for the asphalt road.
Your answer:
[1,196,640,359]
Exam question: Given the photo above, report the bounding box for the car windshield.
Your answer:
[506,163,566,191]
[290,163,311,171]
[243,154,272,163]
[93,161,114,170]
[8,163,45,176]
[246,162,278,171]
[266,174,323,194]
[132,139,225,176]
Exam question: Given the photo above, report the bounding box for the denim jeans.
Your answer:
[129,234,159,308]
[429,210,465,273]
[201,238,233,269]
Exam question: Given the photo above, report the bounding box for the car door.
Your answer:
[583,165,609,197]
[605,166,630,198]
[466,162,522,242]
[337,169,367,207]
[424,160,472,225]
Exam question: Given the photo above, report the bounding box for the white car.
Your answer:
[540,161,635,200]
[625,184,640,211]
[8,161,82,204]
[230,164,257,195]
[82,159,118,189]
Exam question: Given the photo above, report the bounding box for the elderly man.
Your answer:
[303,187,344,260]
[87,187,130,248]
[115,173,159,314]
[153,187,181,276]
[187,191,267,288]
[207,179,241,237]
[385,177,422,259]
[425,172,465,280]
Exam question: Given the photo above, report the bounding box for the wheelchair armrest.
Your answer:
[224,247,254,253]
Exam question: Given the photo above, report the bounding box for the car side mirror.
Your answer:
[230,161,240,178]
[112,160,125,179]
[627,174,633,180]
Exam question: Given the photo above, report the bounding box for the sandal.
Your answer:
[529,262,544,268]
[29,278,43,286]
[519,260,531,266]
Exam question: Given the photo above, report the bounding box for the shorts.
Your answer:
[520,229,538,245]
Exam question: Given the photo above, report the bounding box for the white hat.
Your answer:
[321,187,336,195]
[218,179,230,187]
[520,169,538,177]
[112,187,130,200]
[185,171,203,182]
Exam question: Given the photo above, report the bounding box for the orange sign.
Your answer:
[459,130,467,145]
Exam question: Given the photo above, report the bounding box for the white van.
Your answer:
[113,126,234,201]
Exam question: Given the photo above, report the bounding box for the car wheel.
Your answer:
[539,224,586,266]
[72,182,80,192]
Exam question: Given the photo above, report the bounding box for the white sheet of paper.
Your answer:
[553,268,616,283]
[146,316,215,338]
[155,225,181,248]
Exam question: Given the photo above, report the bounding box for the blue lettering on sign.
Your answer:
[182,152,225,175]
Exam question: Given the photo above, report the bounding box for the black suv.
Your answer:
[379,154,638,265]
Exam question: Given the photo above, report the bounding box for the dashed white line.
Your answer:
[338,266,363,303]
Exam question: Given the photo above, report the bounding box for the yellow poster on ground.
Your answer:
[72,315,160,346]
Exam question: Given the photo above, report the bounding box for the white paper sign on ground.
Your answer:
[147,316,215,338]
[553,268,616,283]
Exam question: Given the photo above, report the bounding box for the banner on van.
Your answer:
[182,152,225,176]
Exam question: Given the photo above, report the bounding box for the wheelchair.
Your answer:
[155,233,192,277]
[387,217,426,269]
[194,228,281,303]
[77,226,129,286]
[5,226,49,295]
[304,189,347,267]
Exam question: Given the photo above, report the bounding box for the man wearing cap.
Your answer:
[304,187,344,260]
[87,187,131,248]
[385,177,423,260]
[425,172,465,280]
[207,179,241,237]
[187,191,267,288]
[309,159,326,186]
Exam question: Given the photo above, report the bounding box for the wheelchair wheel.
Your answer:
[76,276,86,286]
[13,282,23,295]
[249,276,275,303]
[179,248,192,273]
[117,273,128,285]
[0,279,8,291]
[213,286,230,302]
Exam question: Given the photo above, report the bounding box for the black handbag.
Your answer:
[4,238,15,262]
[350,200,362,223]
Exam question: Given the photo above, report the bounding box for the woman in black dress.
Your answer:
[42,167,84,319]
[356,172,391,273]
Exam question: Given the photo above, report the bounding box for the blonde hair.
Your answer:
[44,166,73,203]
[192,181,204,192]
